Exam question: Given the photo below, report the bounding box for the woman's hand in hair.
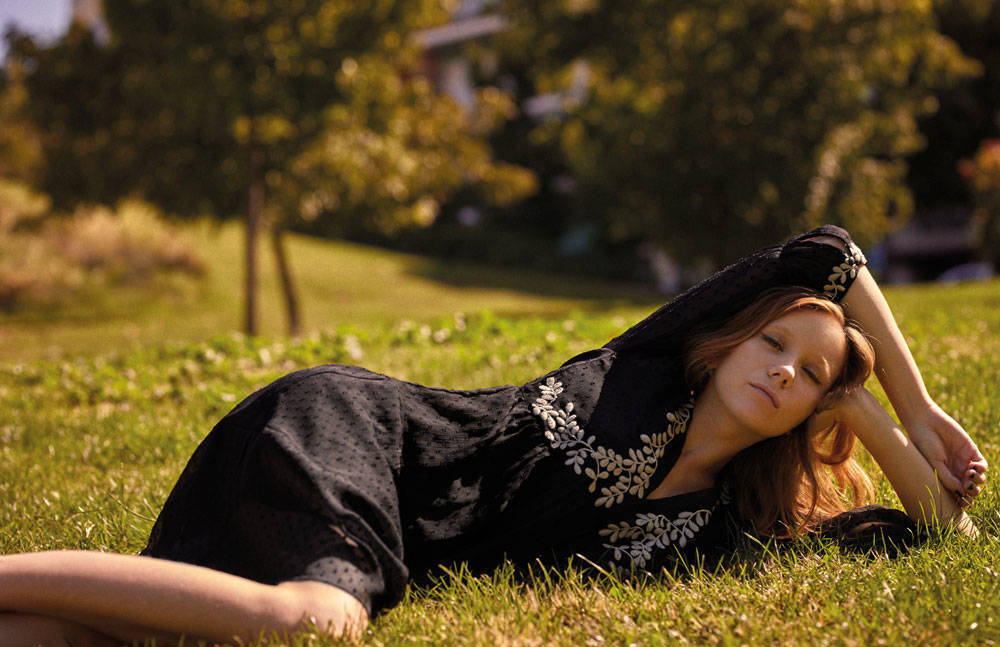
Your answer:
[902,403,987,505]
[807,386,870,437]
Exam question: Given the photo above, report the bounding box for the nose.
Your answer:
[770,364,795,387]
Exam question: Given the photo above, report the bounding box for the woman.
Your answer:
[0,226,988,645]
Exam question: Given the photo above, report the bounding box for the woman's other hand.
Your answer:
[808,386,872,437]
[809,388,977,534]
[814,392,988,506]
[904,403,987,504]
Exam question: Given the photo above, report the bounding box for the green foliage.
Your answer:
[909,0,1000,205]
[2,278,1000,645]
[501,0,981,265]
[7,0,538,334]
[4,24,145,210]
[0,59,44,184]
[287,58,536,236]
[8,0,533,230]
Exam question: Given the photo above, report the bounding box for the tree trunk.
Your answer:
[244,132,264,336]
[270,223,302,336]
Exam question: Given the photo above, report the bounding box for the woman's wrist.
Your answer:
[893,390,937,430]
[832,388,893,446]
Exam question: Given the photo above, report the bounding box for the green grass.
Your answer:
[2,229,1000,645]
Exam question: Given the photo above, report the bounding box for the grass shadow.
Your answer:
[404,255,666,308]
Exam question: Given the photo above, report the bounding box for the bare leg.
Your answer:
[0,612,120,647]
[0,550,368,644]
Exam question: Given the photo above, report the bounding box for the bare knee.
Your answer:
[275,580,369,639]
[0,612,119,647]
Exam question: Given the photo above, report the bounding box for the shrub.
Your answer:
[51,200,205,283]
[0,186,204,309]
[0,178,49,233]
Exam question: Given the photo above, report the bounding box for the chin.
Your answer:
[742,412,796,440]
[730,401,782,437]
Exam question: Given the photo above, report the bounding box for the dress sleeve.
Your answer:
[604,224,867,356]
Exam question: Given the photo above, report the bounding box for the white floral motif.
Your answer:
[823,241,867,299]
[532,377,692,508]
[599,508,713,569]
[599,484,730,570]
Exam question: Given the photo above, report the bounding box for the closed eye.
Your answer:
[804,367,822,385]
[762,334,782,351]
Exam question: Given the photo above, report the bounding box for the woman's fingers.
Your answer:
[964,462,988,494]
[934,463,964,495]
[958,468,985,506]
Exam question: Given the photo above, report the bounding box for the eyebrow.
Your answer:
[767,323,835,383]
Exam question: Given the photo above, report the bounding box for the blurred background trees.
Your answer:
[500,0,980,267]
[910,0,1000,208]
[917,0,1000,272]
[960,139,1000,270]
[4,0,533,334]
[2,0,1000,332]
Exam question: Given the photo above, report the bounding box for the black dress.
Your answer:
[142,225,872,616]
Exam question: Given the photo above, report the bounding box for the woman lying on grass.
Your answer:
[0,226,988,646]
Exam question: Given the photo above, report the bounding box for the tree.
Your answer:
[0,55,44,187]
[285,57,535,236]
[500,0,979,266]
[11,0,533,335]
[908,0,1000,207]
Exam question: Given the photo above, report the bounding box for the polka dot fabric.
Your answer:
[143,226,875,616]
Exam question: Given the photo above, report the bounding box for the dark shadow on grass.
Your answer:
[405,256,667,308]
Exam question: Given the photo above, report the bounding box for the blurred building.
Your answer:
[872,209,993,284]
[413,0,506,111]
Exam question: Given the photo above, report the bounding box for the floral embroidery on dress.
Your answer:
[823,241,867,299]
[598,484,729,570]
[532,377,692,508]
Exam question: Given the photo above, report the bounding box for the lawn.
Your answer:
[2,228,999,645]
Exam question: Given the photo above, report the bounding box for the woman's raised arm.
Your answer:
[839,266,988,497]
[805,236,987,499]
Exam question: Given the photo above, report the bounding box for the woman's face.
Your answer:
[709,309,847,440]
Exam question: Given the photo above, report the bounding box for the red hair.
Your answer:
[684,287,876,536]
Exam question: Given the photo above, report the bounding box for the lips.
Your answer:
[751,383,778,408]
